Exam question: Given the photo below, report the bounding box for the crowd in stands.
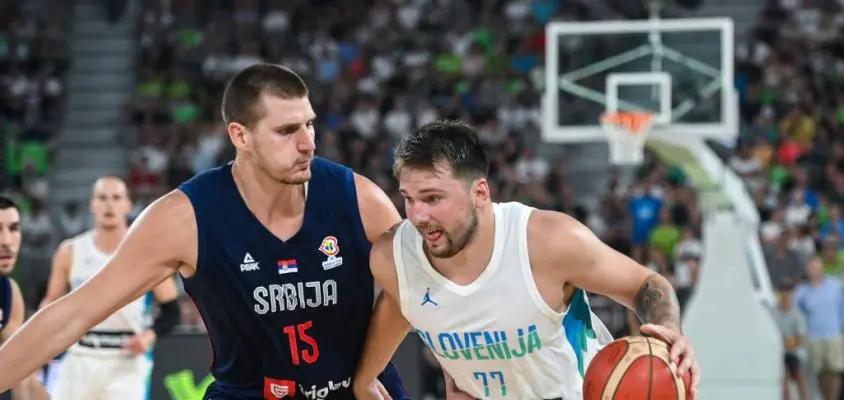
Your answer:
[735,0,844,399]
[0,0,72,289]
[126,0,711,398]
[3,0,844,398]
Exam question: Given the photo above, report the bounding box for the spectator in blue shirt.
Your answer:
[628,181,663,253]
[795,256,844,400]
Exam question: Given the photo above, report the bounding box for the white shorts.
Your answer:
[36,358,63,395]
[52,351,152,400]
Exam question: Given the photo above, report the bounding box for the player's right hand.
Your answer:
[352,379,392,400]
[444,373,475,400]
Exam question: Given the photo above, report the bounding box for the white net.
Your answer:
[600,112,654,165]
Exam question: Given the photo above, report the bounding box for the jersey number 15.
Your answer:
[283,321,320,365]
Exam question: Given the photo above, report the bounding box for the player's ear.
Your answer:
[471,178,491,205]
[227,122,250,150]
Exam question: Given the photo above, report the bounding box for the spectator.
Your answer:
[787,225,816,263]
[56,201,87,239]
[730,141,766,191]
[627,179,663,256]
[648,207,681,261]
[21,199,54,250]
[766,233,806,287]
[674,227,702,310]
[795,257,844,400]
[821,236,844,276]
[772,281,810,400]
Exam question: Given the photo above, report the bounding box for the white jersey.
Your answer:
[393,202,614,399]
[67,230,152,356]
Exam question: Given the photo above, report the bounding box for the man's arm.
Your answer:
[2,280,49,399]
[354,173,402,243]
[531,210,702,392]
[40,239,73,308]
[124,276,182,355]
[353,228,412,400]
[0,191,198,391]
[150,276,181,338]
[531,210,681,329]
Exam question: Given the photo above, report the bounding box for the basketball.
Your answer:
[583,336,692,400]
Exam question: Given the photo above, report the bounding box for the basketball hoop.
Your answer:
[600,112,655,165]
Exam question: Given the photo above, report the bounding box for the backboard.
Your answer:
[542,17,737,143]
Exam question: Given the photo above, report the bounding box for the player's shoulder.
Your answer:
[53,235,79,260]
[526,207,591,241]
[128,190,196,240]
[62,229,94,247]
[180,163,231,186]
[370,221,407,269]
[111,190,198,269]
[371,221,404,255]
[150,189,195,216]
[369,221,405,292]
[524,207,599,267]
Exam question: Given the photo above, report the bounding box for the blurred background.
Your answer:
[1,0,843,398]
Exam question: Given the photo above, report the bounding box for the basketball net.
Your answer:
[600,112,655,165]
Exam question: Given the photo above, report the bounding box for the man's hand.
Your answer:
[640,323,699,395]
[352,379,392,400]
[444,371,474,400]
[123,330,156,355]
[11,375,50,400]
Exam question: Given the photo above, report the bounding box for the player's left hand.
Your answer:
[374,380,391,400]
[123,330,157,355]
[639,323,699,396]
[353,379,392,400]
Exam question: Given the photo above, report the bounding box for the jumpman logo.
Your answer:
[420,288,438,307]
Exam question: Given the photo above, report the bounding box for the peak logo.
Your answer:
[300,377,351,399]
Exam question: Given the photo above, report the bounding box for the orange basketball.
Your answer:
[583,336,692,400]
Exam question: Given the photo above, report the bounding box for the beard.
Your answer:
[257,153,313,185]
[424,209,479,259]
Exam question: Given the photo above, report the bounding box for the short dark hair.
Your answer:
[393,120,489,180]
[0,196,18,211]
[221,64,309,129]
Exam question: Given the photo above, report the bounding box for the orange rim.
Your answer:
[601,112,654,135]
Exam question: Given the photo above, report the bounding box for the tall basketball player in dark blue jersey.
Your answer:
[0,64,408,400]
[0,196,48,400]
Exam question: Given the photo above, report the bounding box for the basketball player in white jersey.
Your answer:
[39,177,181,400]
[354,120,701,399]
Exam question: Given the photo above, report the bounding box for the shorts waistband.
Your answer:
[77,330,135,350]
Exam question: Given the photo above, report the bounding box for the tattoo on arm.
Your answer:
[634,274,681,328]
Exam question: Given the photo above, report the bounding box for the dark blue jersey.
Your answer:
[178,158,407,400]
[0,276,11,400]
[0,276,11,334]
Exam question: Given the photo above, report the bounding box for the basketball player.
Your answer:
[0,64,408,400]
[0,196,49,400]
[37,176,181,400]
[353,120,701,399]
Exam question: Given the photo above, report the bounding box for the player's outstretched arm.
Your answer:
[353,229,411,400]
[40,239,73,308]
[2,280,49,399]
[0,191,197,392]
